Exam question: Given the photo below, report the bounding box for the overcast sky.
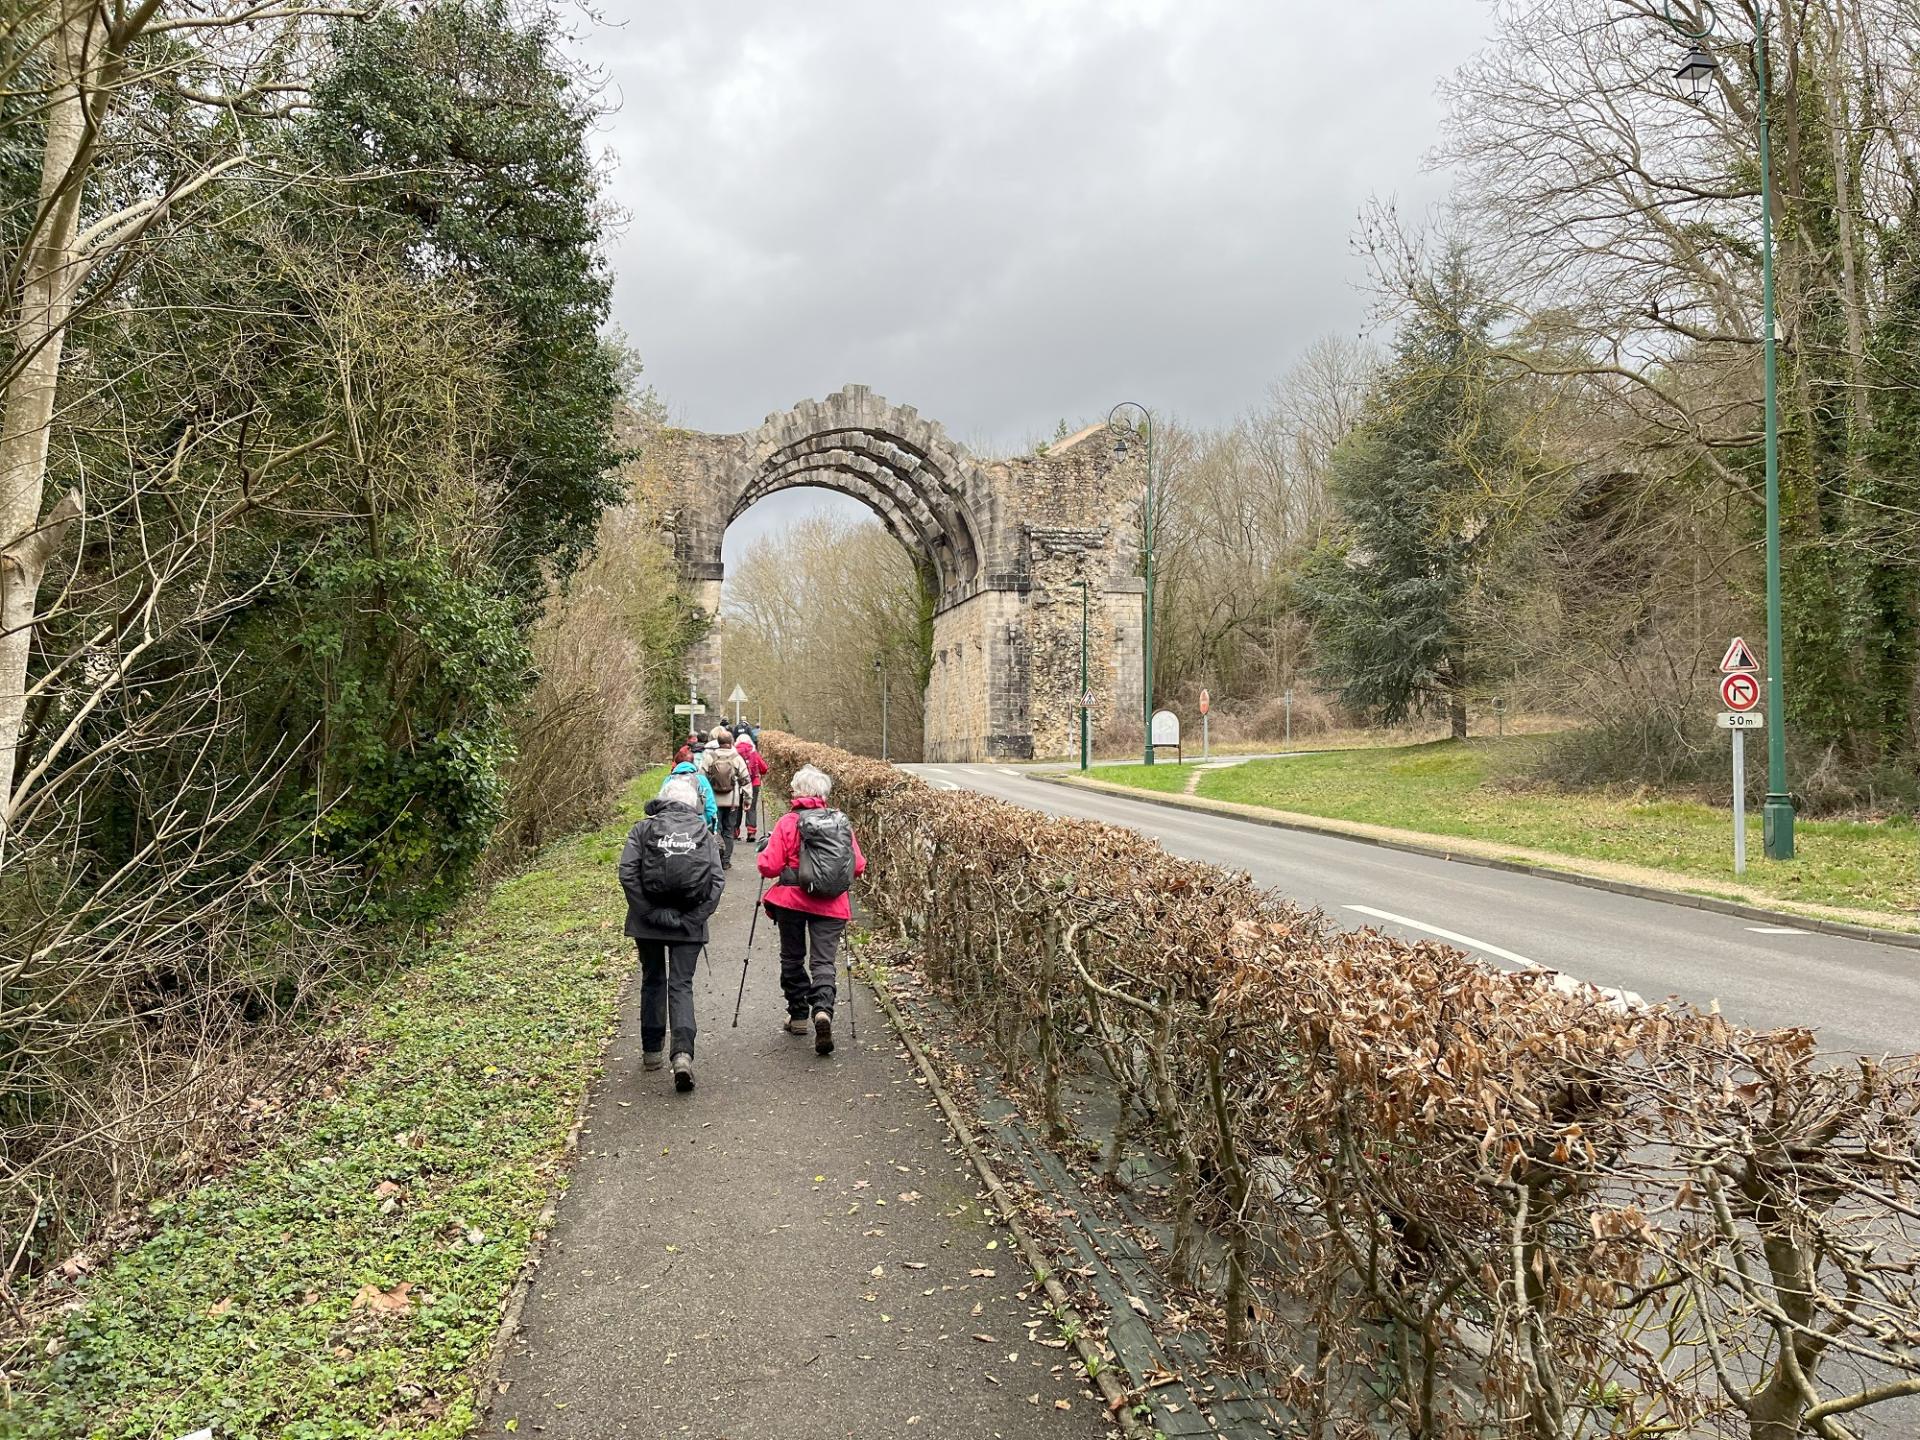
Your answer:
[576,0,1494,557]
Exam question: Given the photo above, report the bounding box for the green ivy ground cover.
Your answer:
[6,774,662,1440]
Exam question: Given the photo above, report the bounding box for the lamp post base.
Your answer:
[1763,793,1796,860]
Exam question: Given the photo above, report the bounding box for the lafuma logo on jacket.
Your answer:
[655,832,698,855]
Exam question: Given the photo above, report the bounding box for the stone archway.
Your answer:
[653,384,1145,761]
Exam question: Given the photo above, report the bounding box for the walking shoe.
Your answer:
[813,1010,834,1056]
[642,1050,664,1071]
[783,1016,809,1036]
[672,1053,695,1092]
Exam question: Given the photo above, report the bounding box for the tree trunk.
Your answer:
[1449,691,1468,740]
[0,2,103,826]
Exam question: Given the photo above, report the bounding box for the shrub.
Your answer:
[763,732,1920,1440]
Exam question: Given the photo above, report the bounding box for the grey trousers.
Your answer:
[773,906,846,1018]
[637,939,700,1057]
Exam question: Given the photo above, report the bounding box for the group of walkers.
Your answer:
[617,725,866,1095]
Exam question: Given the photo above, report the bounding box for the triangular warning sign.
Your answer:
[1720,636,1760,673]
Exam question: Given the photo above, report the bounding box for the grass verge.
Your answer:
[6,773,662,1440]
[1096,740,1917,918]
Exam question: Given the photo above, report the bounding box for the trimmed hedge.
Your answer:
[766,734,1920,1440]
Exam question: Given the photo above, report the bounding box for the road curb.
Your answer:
[865,970,1147,1436]
[1033,773,1920,954]
[477,963,635,1419]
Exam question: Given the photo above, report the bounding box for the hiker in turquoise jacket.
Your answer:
[670,757,719,832]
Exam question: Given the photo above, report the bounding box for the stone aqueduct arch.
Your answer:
[652,384,1146,760]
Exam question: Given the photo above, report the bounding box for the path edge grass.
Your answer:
[6,772,663,1439]
[1043,773,1920,945]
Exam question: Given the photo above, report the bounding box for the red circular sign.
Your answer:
[1721,672,1760,712]
[1199,689,1210,716]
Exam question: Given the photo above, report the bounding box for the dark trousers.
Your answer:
[744,785,762,835]
[716,798,741,864]
[773,905,846,1019]
[637,939,700,1058]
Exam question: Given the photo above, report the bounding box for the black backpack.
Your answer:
[794,808,856,898]
[638,807,709,906]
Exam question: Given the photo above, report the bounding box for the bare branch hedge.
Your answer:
[761,734,1920,1440]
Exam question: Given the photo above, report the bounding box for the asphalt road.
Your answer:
[903,762,1920,1058]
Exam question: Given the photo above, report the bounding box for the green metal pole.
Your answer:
[1756,22,1794,859]
[1141,423,1156,766]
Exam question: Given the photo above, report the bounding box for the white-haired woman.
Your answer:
[618,773,725,1091]
[756,764,866,1055]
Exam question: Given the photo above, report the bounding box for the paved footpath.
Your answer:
[482,871,1112,1440]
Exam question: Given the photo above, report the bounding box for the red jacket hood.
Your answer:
[792,795,829,810]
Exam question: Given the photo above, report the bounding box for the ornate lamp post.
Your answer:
[1108,401,1157,766]
[1663,0,1794,859]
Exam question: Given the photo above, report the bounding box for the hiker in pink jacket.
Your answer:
[757,763,866,1055]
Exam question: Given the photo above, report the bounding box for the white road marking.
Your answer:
[1747,926,1806,935]
[1345,904,1645,1010]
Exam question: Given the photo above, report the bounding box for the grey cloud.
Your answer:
[575,0,1491,551]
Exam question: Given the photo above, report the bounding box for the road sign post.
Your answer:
[1732,727,1747,875]
[728,684,748,729]
[1718,638,1763,876]
[1199,689,1211,762]
[1284,689,1293,748]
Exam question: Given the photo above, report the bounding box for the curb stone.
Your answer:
[866,973,1148,1437]
[1034,773,1920,954]
[475,960,633,1415]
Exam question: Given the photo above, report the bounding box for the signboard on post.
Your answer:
[1149,709,1182,763]
[1718,637,1760,875]
[1198,689,1210,716]
[1198,689,1211,760]
[728,684,748,726]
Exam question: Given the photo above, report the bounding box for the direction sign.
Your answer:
[1720,672,1760,712]
[1720,636,1760,673]
[728,684,748,703]
[1198,688,1211,716]
[672,703,702,716]
[1718,711,1765,730]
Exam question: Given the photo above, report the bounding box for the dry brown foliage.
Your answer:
[762,734,1920,1439]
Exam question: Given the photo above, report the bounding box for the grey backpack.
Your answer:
[794,808,855,898]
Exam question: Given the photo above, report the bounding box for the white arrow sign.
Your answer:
[728,684,748,703]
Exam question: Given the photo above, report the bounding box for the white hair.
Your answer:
[790,764,833,799]
[658,775,701,809]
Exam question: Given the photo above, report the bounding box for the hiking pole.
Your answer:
[732,874,768,1027]
[844,943,858,1043]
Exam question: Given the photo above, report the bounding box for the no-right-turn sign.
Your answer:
[1721,671,1761,712]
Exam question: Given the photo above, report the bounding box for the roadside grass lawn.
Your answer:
[10,773,664,1440]
[1095,740,1918,918]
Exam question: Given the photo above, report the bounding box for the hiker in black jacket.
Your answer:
[618,775,726,1092]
